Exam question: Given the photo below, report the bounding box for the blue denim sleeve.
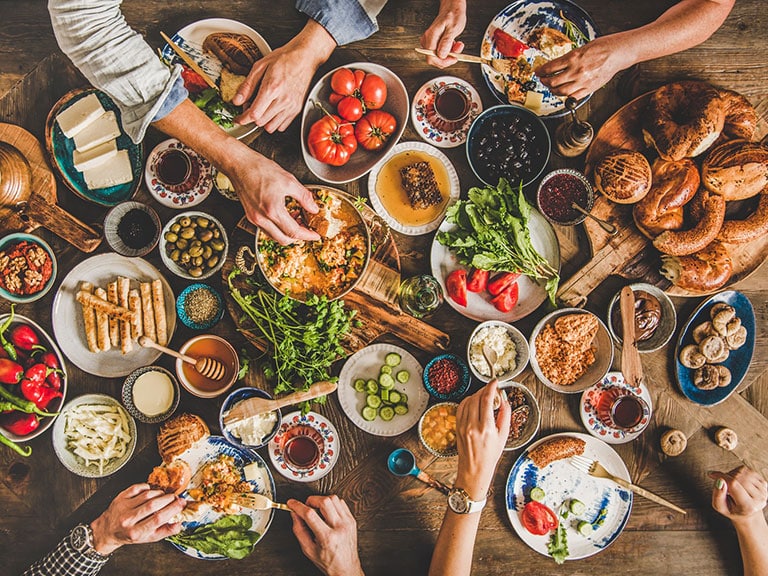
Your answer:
[151,73,189,122]
[295,0,379,45]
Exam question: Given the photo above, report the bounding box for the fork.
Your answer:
[570,454,687,515]
[233,492,291,512]
[414,48,513,75]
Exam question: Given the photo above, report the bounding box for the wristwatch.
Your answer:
[447,487,487,514]
[70,523,111,561]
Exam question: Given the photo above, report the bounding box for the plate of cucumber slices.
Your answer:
[338,343,429,437]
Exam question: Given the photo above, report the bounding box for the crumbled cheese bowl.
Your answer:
[467,320,529,384]
[225,410,279,446]
[219,387,282,449]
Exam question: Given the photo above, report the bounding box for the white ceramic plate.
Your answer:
[268,411,339,483]
[410,76,483,148]
[580,372,652,444]
[51,254,176,377]
[52,394,136,478]
[506,432,632,561]
[337,343,429,437]
[169,435,275,560]
[160,18,272,140]
[367,141,460,235]
[430,208,560,322]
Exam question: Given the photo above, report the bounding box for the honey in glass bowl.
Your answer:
[176,335,238,398]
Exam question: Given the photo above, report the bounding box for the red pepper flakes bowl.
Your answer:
[423,353,471,402]
[536,168,594,226]
[0,233,57,304]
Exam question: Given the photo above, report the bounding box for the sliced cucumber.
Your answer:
[396,370,410,383]
[379,373,395,390]
[379,406,395,421]
[569,499,586,516]
[530,487,546,502]
[380,365,393,375]
[361,406,377,421]
[366,394,382,409]
[394,404,409,415]
[389,390,402,404]
[381,389,390,403]
[399,392,408,404]
[354,379,366,392]
[577,521,593,537]
[385,352,402,367]
[366,380,379,394]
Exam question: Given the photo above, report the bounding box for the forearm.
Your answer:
[733,514,768,576]
[428,511,482,576]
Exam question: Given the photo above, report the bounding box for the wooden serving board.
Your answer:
[557,90,768,306]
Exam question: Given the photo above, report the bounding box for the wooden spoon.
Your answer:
[481,344,508,409]
[619,286,644,387]
[223,381,338,427]
[138,336,225,381]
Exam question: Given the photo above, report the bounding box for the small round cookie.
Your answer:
[724,317,742,337]
[692,321,716,344]
[693,364,721,390]
[679,344,707,369]
[699,335,728,362]
[716,365,732,387]
[714,427,737,450]
[710,346,730,364]
[726,325,748,350]
[660,429,688,456]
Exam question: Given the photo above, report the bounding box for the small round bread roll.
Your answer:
[699,335,728,362]
[709,302,733,319]
[711,306,736,335]
[661,429,688,456]
[716,365,732,387]
[692,321,716,344]
[714,427,737,450]
[693,364,721,390]
[594,150,652,204]
[679,344,707,369]
[726,325,748,350]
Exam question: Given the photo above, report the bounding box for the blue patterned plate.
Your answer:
[675,290,756,406]
[506,432,632,561]
[168,435,275,560]
[45,88,143,206]
[481,0,598,117]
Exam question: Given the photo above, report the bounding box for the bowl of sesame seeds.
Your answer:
[175,283,224,330]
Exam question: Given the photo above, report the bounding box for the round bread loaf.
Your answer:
[594,150,652,204]
[633,158,699,238]
[157,413,210,463]
[642,81,725,161]
[702,139,768,201]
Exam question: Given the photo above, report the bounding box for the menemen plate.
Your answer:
[675,290,756,406]
[481,0,598,117]
[430,207,560,322]
[51,254,176,378]
[160,18,271,140]
[337,343,429,437]
[169,435,275,560]
[506,432,632,561]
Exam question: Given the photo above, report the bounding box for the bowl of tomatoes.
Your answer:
[301,62,409,184]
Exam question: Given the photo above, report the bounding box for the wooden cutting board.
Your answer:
[557,90,768,307]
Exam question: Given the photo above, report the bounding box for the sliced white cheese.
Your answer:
[524,91,544,111]
[73,110,121,153]
[56,93,105,138]
[83,148,133,189]
[73,139,118,172]
[242,462,261,482]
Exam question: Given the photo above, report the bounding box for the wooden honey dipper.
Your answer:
[138,336,226,381]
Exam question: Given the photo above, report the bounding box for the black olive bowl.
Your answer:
[466,105,551,188]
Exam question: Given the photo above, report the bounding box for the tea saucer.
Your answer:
[580,372,652,444]
[411,76,482,149]
[144,139,215,208]
[268,411,339,482]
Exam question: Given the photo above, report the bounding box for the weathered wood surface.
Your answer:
[0,1,766,575]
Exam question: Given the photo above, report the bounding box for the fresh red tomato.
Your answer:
[521,501,559,536]
[490,281,519,312]
[492,29,529,59]
[330,68,357,96]
[355,111,397,151]
[337,95,364,121]
[307,115,358,166]
[445,269,468,307]
[487,271,521,296]
[467,269,490,293]
[353,69,366,90]
[180,66,209,93]
[329,92,344,106]
[359,73,387,109]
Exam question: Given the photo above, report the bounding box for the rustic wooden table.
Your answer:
[0,1,766,574]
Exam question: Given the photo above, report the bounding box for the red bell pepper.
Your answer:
[46,370,63,391]
[36,386,62,411]
[445,269,468,307]
[0,412,39,436]
[37,351,60,371]
[23,363,48,385]
[467,269,490,293]
[0,359,23,385]
[487,272,521,296]
[8,324,39,352]
[491,282,519,312]
[492,29,529,59]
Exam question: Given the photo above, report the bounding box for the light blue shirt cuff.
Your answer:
[295,0,378,46]
[151,73,189,123]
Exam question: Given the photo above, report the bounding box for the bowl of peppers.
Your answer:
[0,306,66,454]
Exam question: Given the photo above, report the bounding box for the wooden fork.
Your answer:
[570,455,686,514]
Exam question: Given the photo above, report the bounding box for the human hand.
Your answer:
[288,495,364,576]
[89,484,186,555]
[420,0,467,68]
[536,35,633,100]
[455,380,511,501]
[710,466,768,529]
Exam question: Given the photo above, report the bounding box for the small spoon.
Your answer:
[387,448,451,494]
[571,202,618,236]
[138,336,225,380]
[481,344,507,409]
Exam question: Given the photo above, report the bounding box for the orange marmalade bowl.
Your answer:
[418,401,459,457]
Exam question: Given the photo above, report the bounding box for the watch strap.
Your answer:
[70,524,111,562]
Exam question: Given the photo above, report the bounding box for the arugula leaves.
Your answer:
[193,88,241,129]
[436,178,559,305]
[547,520,569,565]
[167,514,260,560]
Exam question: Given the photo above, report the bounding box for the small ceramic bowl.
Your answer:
[175,334,239,399]
[159,211,228,281]
[0,233,57,303]
[467,320,530,384]
[498,381,540,451]
[121,366,180,424]
[423,353,471,401]
[176,283,224,330]
[536,168,595,226]
[418,401,459,457]
[219,387,281,450]
[606,283,677,353]
[104,201,161,257]
[529,308,614,394]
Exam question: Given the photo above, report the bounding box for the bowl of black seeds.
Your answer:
[104,201,161,257]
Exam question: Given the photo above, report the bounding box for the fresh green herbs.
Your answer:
[193,88,241,128]
[436,178,559,304]
[167,514,260,560]
[560,11,589,47]
[547,520,569,565]
[228,268,355,401]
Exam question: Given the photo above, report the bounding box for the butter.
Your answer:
[73,110,121,153]
[83,149,133,189]
[73,139,118,172]
[132,370,174,416]
[56,93,106,138]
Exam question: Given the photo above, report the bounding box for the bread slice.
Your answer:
[203,33,262,75]
[157,413,210,463]
[527,27,573,60]
[220,68,247,103]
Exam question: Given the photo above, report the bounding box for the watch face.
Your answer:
[71,525,89,551]
[448,490,469,514]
